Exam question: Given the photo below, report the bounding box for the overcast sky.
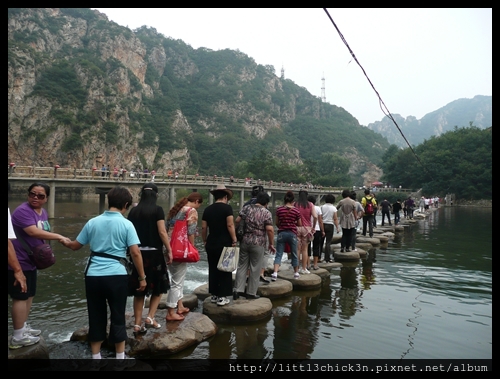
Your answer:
[93,8,492,126]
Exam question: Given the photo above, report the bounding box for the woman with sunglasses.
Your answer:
[8,182,69,350]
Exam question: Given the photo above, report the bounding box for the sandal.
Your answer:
[145,316,161,329]
[133,325,147,334]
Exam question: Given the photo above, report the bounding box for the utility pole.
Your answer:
[321,73,326,102]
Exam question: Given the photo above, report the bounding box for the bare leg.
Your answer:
[177,298,189,314]
[90,340,103,355]
[313,256,319,269]
[146,294,161,321]
[133,296,145,329]
[115,340,125,355]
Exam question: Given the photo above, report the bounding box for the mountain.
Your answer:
[8,8,390,186]
[366,95,492,148]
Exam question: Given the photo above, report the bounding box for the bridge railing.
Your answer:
[7,166,409,193]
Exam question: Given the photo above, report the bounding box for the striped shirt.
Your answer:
[276,205,301,234]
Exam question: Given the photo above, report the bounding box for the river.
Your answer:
[7,197,492,361]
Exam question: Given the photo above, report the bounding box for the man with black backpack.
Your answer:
[361,189,377,238]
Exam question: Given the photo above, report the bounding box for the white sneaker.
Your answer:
[9,333,40,349]
[210,295,218,303]
[216,297,230,306]
[25,323,42,336]
[299,269,310,274]
[271,272,278,281]
[293,272,300,279]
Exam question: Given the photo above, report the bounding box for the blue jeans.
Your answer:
[394,211,400,225]
[274,230,299,268]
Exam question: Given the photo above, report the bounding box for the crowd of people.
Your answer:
[8,180,439,367]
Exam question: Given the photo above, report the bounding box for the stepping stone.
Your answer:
[257,278,293,299]
[202,296,272,323]
[355,242,373,250]
[334,250,360,261]
[8,335,49,360]
[330,235,342,244]
[317,261,343,270]
[356,236,381,245]
[193,283,210,301]
[353,248,367,259]
[155,293,198,310]
[277,270,322,291]
[308,267,330,279]
[125,311,217,357]
[372,234,390,243]
[380,231,395,239]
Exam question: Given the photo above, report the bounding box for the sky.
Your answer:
[92,8,492,126]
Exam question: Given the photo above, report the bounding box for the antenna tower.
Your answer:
[321,73,326,102]
[281,65,285,79]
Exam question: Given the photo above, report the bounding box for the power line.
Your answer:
[322,8,432,178]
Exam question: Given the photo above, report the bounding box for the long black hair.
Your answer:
[295,190,309,208]
[130,182,159,218]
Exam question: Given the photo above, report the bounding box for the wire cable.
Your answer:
[323,8,433,178]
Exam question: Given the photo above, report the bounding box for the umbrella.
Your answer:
[372,181,383,186]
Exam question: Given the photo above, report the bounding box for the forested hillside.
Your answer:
[380,126,492,200]
[8,7,390,187]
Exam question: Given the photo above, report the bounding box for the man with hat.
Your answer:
[202,184,237,306]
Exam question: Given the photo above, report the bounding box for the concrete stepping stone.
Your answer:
[334,250,360,261]
[277,269,322,291]
[317,261,343,270]
[202,296,272,323]
[257,278,293,299]
[356,236,381,245]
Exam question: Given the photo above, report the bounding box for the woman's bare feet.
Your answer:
[177,306,190,314]
[166,310,184,321]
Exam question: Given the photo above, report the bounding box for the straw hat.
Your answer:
[209,184,233,200]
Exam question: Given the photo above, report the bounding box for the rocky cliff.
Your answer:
[8,8,389,186]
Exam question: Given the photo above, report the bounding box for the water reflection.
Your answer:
[272,295,317,359]
[360,250,376,290]
[7,197,492,360]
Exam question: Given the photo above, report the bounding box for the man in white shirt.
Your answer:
[321,194,340,263]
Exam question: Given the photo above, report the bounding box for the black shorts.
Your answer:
[8,269,37,299]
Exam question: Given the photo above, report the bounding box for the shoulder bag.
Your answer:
[17,235,55,270]
[170,207,200,263]
[217,246,240,272]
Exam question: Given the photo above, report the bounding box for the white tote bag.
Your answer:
[217,246,240,272]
